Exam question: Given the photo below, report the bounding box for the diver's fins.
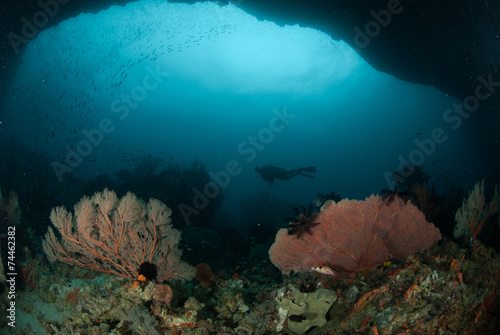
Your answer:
[300,167,316,173]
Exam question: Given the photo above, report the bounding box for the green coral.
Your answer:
[275,285,337,334]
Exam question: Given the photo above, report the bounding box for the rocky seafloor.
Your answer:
[1,240,499,335]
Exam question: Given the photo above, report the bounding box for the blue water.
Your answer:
[2,0,478,219]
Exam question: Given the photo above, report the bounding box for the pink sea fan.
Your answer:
[269,195,441,274]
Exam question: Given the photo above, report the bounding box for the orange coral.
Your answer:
[454,180,500,241]
[450,259,460,272]
[195,263,215,288]
[66,287,80,307]
[404,283,419,301]
[154,283,173,305]
[411,183,434,218]
[351,284,390,314]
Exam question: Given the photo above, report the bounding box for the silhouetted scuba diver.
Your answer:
[255,165,316,186]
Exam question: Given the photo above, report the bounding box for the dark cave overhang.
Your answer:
[216,0,500,150]
[2,0,499,131]
[3,0,499,101]
[222,0,500,100]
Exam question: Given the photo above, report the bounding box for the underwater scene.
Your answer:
[0,0,500,334]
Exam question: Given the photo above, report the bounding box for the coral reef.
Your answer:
[42,188,195,283]
[4,183,499,334]
[269,195,441,274]
[195,263,216,288]
[454,180,500,242]
[4,239,500,334]
[275,285,337,333]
